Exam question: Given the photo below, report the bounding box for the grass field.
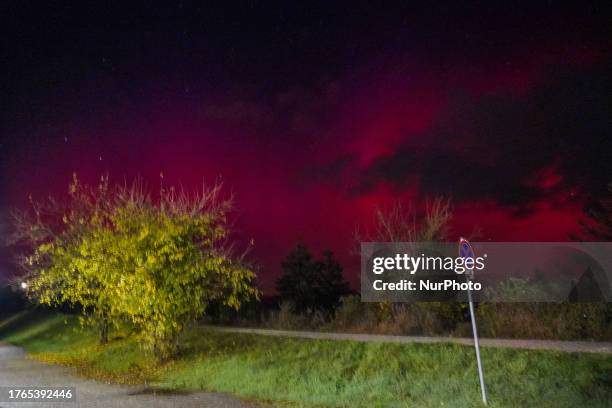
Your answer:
[1,310,611,407]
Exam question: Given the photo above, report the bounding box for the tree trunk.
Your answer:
[99,319,109,345]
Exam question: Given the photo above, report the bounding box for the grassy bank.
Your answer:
[1,311,611,407]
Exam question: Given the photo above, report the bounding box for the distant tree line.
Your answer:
[266,195,611,341]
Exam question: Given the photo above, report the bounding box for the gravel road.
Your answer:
[213,326,612,354]
[0,343,263,408]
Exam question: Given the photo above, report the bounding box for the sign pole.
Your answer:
[460,238,488,405]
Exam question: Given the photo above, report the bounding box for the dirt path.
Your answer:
[213,326,612,354]
[0,343,264,408]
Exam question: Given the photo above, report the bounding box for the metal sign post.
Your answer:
[459,238,488,405]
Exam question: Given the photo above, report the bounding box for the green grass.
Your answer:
[1,310,611,407]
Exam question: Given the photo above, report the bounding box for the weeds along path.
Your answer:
[0,343,263,408]
[212,326,612,354]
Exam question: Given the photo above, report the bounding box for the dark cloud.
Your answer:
[356,62,612,210]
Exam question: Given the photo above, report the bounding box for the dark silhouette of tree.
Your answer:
[276,243,314,314]
[276,243,350,315]
[579,183,612,240]
[568,266,605,302]
[314,251,351,313]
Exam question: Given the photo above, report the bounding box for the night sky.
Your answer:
[1,2,611,289]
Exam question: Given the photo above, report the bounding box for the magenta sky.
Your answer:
[2,3,611,290]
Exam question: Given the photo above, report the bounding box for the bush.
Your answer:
[331,295,377,330]
[13,175,259,360]
[369,303,463,335]
[477,303,612,340]
[476,278,612,340]
[264,302,329,331]
[328,297,464,335]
